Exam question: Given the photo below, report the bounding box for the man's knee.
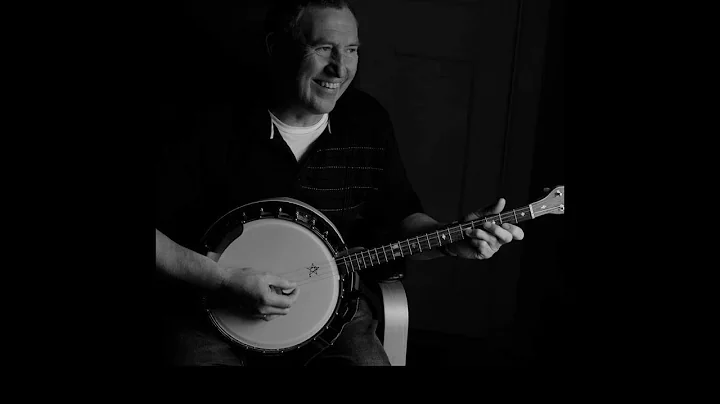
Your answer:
[174,329,246,366]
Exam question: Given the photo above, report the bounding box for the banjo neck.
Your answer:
[335,186,564,274]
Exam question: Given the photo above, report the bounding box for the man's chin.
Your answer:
[309,98,338,115]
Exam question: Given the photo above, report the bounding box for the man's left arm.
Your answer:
[367,99,524,261]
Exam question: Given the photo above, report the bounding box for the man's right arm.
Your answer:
[155,228,299,320]
[155,228,227,291]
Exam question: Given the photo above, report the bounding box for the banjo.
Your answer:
[200,186,565,357]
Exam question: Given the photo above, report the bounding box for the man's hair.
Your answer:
[264,0,358,49]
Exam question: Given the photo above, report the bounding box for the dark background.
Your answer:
[147,0,573,368]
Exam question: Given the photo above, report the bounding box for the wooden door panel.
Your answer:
[391,54,473,221]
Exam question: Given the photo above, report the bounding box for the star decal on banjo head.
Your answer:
[307,263,319,277]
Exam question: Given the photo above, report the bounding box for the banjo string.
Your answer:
[274,222,472,280]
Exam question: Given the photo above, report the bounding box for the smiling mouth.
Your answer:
[313,79,341,90]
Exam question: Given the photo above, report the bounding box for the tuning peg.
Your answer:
[543,187,550,193]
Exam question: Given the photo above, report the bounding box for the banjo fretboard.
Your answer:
[335,205,539,274]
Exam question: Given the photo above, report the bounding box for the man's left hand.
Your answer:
[446,198,525,260]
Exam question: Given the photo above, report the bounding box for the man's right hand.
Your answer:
[219,266,299,321]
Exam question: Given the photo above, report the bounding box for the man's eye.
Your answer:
[316,47,332,53]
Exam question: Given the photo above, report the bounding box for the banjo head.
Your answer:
[203,198,352,354]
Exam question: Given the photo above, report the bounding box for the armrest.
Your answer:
[377,280,409,366]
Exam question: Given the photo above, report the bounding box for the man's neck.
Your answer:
[269,107,323,128]
[268,97,324,127]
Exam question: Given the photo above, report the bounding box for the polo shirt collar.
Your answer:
[269,113,332,139]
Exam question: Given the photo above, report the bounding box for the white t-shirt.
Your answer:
[268,110,328,162]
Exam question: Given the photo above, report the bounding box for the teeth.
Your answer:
[318,81,340,89]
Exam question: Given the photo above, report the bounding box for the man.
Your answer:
[154,0,524,366]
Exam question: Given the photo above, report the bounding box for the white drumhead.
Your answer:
[208,218,340,351]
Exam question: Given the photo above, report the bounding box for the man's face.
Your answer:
[288,6,359,116]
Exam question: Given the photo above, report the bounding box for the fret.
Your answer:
[417,236,422,252]
[347,256,355,273]
[498,214,503,224]
[513,209,518,223]
[355,253,363,270]
[383,246,389,262]
[426,234,431,250]
[518,208,528,221]
[390,243,402,258]
[375,249,381,265]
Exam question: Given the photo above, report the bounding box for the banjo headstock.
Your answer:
[530,186,565,218]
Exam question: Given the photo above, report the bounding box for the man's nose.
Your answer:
[326,52,347,78]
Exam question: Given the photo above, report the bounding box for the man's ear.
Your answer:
[265,33,275,57]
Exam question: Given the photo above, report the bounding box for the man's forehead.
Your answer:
[300,6,359,42]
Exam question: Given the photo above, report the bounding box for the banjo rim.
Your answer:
[201,197,358,355]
